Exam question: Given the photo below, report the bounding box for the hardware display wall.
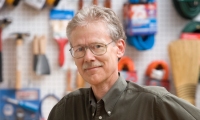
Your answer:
[0,0,200,109]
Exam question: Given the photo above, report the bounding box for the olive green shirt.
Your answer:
[48,75,200,120]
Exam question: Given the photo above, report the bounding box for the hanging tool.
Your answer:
[0,18,12,83]
[24,0,46,10]
[16,108,25,120]
[12,33,29,90]
[104,0,111,8]
[145,60,169,81]
[66,68,72,94]
[78,0,83,10]
[2,96,39,112]
[124,1,156,51]
[5,0,20,6]
[65,69,85,94]
[33,35,39,72]
[39,94,59,120]
[76,71,85,89]
[93,0,98,5]
[118,56,138,83]
[35,35,50,75]
[56,37,68,67]
[46,0,60,7]
[118,56,135,72]
[145,60,170,91]
[0,0,5,9]
[173,0,200,19]
[168,40,200,105]
[181,21,200,33]
[50,9,74,67]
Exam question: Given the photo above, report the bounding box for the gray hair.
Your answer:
[66,5,126,42]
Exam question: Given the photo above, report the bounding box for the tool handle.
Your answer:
[0,52,2,83]
[93,0,98,5]
[19,101,39,112]
[78,0,83,10]
[66,68,73,92]
[16,70,21,89]
[0,29,2,51]
[0,29,2,82]
[39,35,47,54]
[76,71,85,88]
[104,0,111,8]
[33,36,39,54]
[16,39,23,90]
[56,39,68,67]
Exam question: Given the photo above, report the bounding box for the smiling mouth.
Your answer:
[85,66,102,71]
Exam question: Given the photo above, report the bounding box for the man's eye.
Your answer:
[75,47,84,52]
[94,44,104,49]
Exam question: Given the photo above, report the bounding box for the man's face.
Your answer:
[70,22,125,86]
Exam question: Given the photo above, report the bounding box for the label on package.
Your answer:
[124,3,157,36]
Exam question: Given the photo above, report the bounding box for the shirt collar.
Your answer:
[102,75,127,114]
[89,74,127,116]
[89,88,96,107]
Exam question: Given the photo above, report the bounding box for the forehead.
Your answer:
[69,22,110,46]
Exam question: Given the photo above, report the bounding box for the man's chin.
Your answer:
[85,74,102,84]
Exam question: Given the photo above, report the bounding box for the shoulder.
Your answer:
[54,88,90,108]
[48,88,90,119]
[127,81,170,99]
[127,82,200,119]
[65,88,90,99]
[143,85,170,97]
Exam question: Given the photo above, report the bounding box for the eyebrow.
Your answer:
[72,42,106,48]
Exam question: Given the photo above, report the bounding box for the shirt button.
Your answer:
[108,111,111,114]
[99,116,102,119]
[92,113,94,116]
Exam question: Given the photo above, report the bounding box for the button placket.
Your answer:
[94,100,104,120]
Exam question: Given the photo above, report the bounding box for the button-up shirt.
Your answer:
[48,75,200,120]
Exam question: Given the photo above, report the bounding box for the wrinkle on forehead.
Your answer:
[69,22,110,47]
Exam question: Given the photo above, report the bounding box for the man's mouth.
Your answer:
[85,66,102,71]
[82,61,104,71]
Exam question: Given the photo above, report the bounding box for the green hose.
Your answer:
[173,0,200,19]
[182,21,200,32]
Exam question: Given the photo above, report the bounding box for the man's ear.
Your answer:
[116,39,126,58]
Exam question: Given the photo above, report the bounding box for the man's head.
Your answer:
[67,5,126,43]
[66,5,126,86]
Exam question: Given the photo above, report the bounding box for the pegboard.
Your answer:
[0,0,200,113]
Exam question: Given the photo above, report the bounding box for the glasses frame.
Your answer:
[69,41,114,59]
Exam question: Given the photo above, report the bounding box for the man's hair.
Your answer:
[66,5,126,42]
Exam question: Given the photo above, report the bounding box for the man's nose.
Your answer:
[83,48,95,61]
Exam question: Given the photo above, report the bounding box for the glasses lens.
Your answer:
[71,46,85,58]
[90,43,106,55]
[70,42,109,58]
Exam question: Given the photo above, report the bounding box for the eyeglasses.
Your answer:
[69,41,114,59]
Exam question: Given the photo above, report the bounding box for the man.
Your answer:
[48,5,200,120]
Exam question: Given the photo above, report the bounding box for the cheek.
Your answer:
[103,53,118,68]
[106,47,118,61]
[74,60,82,70]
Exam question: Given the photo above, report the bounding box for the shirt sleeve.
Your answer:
[156,93,200,120]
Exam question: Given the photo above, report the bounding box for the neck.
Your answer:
[91,72,119,101]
